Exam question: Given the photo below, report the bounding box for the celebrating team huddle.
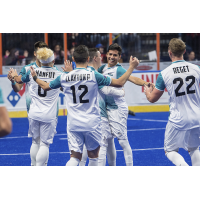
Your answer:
[7,39,200,166]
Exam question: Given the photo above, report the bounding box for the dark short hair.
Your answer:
[73,45,89,64]
[34,41,49,51]
[88,48,98,62]
[168,38,186,57]
[107,43,122,55]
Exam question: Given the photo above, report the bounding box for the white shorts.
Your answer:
[67,124,102,154]
[164,121,200,152]
[107,107,128,140]
[28,118,57,145]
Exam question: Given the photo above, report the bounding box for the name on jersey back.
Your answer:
[65,74,91,82]
[35,70,55,78]
[173,66,189,74]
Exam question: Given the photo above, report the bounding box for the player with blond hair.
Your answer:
[29,45,139,166]
[145,38,200,166]
[10,47,63,166]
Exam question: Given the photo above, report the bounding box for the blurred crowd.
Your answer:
[2,33,199,66]
[3,43,109,66]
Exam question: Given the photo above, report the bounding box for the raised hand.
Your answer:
[9,68,18,78]
[62,60,73,72]
[129,56,139,70]
[7,70,14,82]
[30,66,37,77]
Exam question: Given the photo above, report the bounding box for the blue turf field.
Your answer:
[0,112,192,166]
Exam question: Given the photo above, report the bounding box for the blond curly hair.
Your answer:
[36,47,54,62]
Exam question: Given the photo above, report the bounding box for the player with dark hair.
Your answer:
[145,38,200,166]
[29,45,139,166]
[98,43,150,166]
[79,48,125,166]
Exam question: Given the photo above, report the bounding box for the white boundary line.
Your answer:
[0,147,164,156]
[128,118,168,122]
[128,128,165,131]
[0,128,166,140]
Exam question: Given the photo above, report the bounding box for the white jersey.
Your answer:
[156,60,200,130]
[98,63,127,111]
[21,66,62,123]
[87,66,124,119]
[49,67,112,132]
[19,62,39,113]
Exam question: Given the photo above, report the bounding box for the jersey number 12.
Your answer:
[70,85,89,103]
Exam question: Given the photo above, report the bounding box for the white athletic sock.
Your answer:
[107,138,116,166]
[30,137,40,166]
[118,139,133,166]
[79,145,88,166]
[98,146,107,166]
[66,157,80,166]
[88,157,99,166]
[166,151,189,166]
[189,148,200,166]
[36,141,50,166]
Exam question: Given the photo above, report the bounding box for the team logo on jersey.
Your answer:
[108,73,113,76]
[7,84,26,107]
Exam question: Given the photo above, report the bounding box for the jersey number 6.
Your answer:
[38,81,47,97]
[70,85,89,103]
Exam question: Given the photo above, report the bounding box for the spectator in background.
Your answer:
[188,51,196,61]
[3,50,10,65]
[68,47,76,69]
[96,44,107,63]
[5,48,26,65]
[54,44,64,64]
[21,50,30,66]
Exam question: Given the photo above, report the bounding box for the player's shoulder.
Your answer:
[87,66,95,72]
[98,64,107,73]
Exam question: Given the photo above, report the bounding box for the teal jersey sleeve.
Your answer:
[116,66,126,79]
[19,66,26,76]
[49,75,62,89]
[21,70,31,83]
[94,71,111,89]
[155,72,165,91]
[0,87,4,104]
[98,64,106,74]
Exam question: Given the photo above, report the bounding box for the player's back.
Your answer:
[25,66,62,122]
[60,68,101,132]
[161,60,200,130]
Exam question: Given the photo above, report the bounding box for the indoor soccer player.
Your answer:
[10,47,63,166]
[7,42,57,166]
[81,48,125,166]
[0,86,12,137]
[98,43,151,166]
[144,38,200,166]
[29,45,139,166]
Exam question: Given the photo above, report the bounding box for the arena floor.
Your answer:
[0,112,192,166]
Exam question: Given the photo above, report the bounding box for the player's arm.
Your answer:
[144,72,165,103]
[128,76,148,86]
[110,56,139,87]
[0,89,12,137]
[7,71,24,92]
[9,69,24,84]
[0,107,12,137]
[100,86,125,97]
[30,66,61,91]
[61,60,73,72]
[144,85,164,103]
